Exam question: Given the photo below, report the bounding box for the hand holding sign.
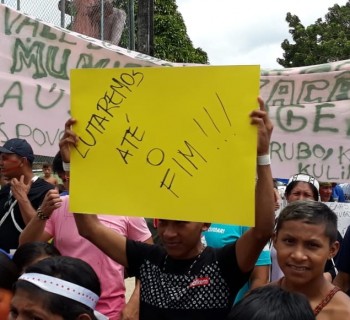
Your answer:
[70,65,260,225]
[59,118,79,164]
[250,97,273,156]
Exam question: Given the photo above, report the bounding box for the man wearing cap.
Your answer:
[0,138,54,253]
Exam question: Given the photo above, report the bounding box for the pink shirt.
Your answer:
[45,196,151,319]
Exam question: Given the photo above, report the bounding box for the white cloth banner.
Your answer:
[261,67,350,182]
[0,4,185,157]
[1,4,350,182]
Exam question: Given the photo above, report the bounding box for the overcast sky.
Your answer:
[5,0,349,69]
[176,0,349,69]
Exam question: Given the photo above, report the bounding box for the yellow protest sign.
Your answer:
[70,65,259,225]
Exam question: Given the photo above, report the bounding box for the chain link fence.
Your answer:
[1,0,126,44]
[1,0,127,168]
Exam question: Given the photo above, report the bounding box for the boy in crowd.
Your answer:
[59,97,275,320]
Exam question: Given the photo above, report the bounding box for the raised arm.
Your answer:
[236,97,275,272]
[249,265,270,290]
[10,176,36,225]
[59,118,78,164]
[108,9,126,45]
[74,213,129,267]
[19,189,62,244]
[60,118,129,267]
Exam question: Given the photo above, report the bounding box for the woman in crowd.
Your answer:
[284,174,319,203]
[9,256,107,320]
[272,201,350,319]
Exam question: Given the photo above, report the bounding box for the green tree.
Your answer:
[114,0,209,64]
[278,1,350,67]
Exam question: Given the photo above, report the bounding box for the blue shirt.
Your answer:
[332,184,346,202]
[203,223,271,303]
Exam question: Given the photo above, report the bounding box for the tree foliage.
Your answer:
[278,1,350,67]
[152,1,208,64]
[114,0,208,64]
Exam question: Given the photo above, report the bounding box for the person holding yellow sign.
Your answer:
[61,97,274,320]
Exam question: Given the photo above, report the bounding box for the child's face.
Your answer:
[274,220,339,285]
[43,166,52,177]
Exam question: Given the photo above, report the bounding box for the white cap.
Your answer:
[287,174,320,192]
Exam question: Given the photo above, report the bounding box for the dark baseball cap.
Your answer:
[0,138,34,164]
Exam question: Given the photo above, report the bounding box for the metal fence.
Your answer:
[1,0,128,165]
[1,0,71,28]
[1,0,127,45]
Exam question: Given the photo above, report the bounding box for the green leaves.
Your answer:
[113,0,209,64]
[279,1,350,68]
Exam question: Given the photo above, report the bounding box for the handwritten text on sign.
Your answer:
[70,66,259,224]
[2,2,350,185]
[260,70,350,181]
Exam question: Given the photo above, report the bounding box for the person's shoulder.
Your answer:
[32,176,50,186]
[100,215,146,225]
[33,177,55,187]
[108,8,126,23]
[325,290,350,317]
[55,194,69,209]
[98,216,151,239]
[333,289,350,304]
[29,177,54,194]
[210,240,237,257]
[45,176,58,184]
[126,216,148,224]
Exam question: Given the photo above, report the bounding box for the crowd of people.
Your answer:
[0,97,350,319]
